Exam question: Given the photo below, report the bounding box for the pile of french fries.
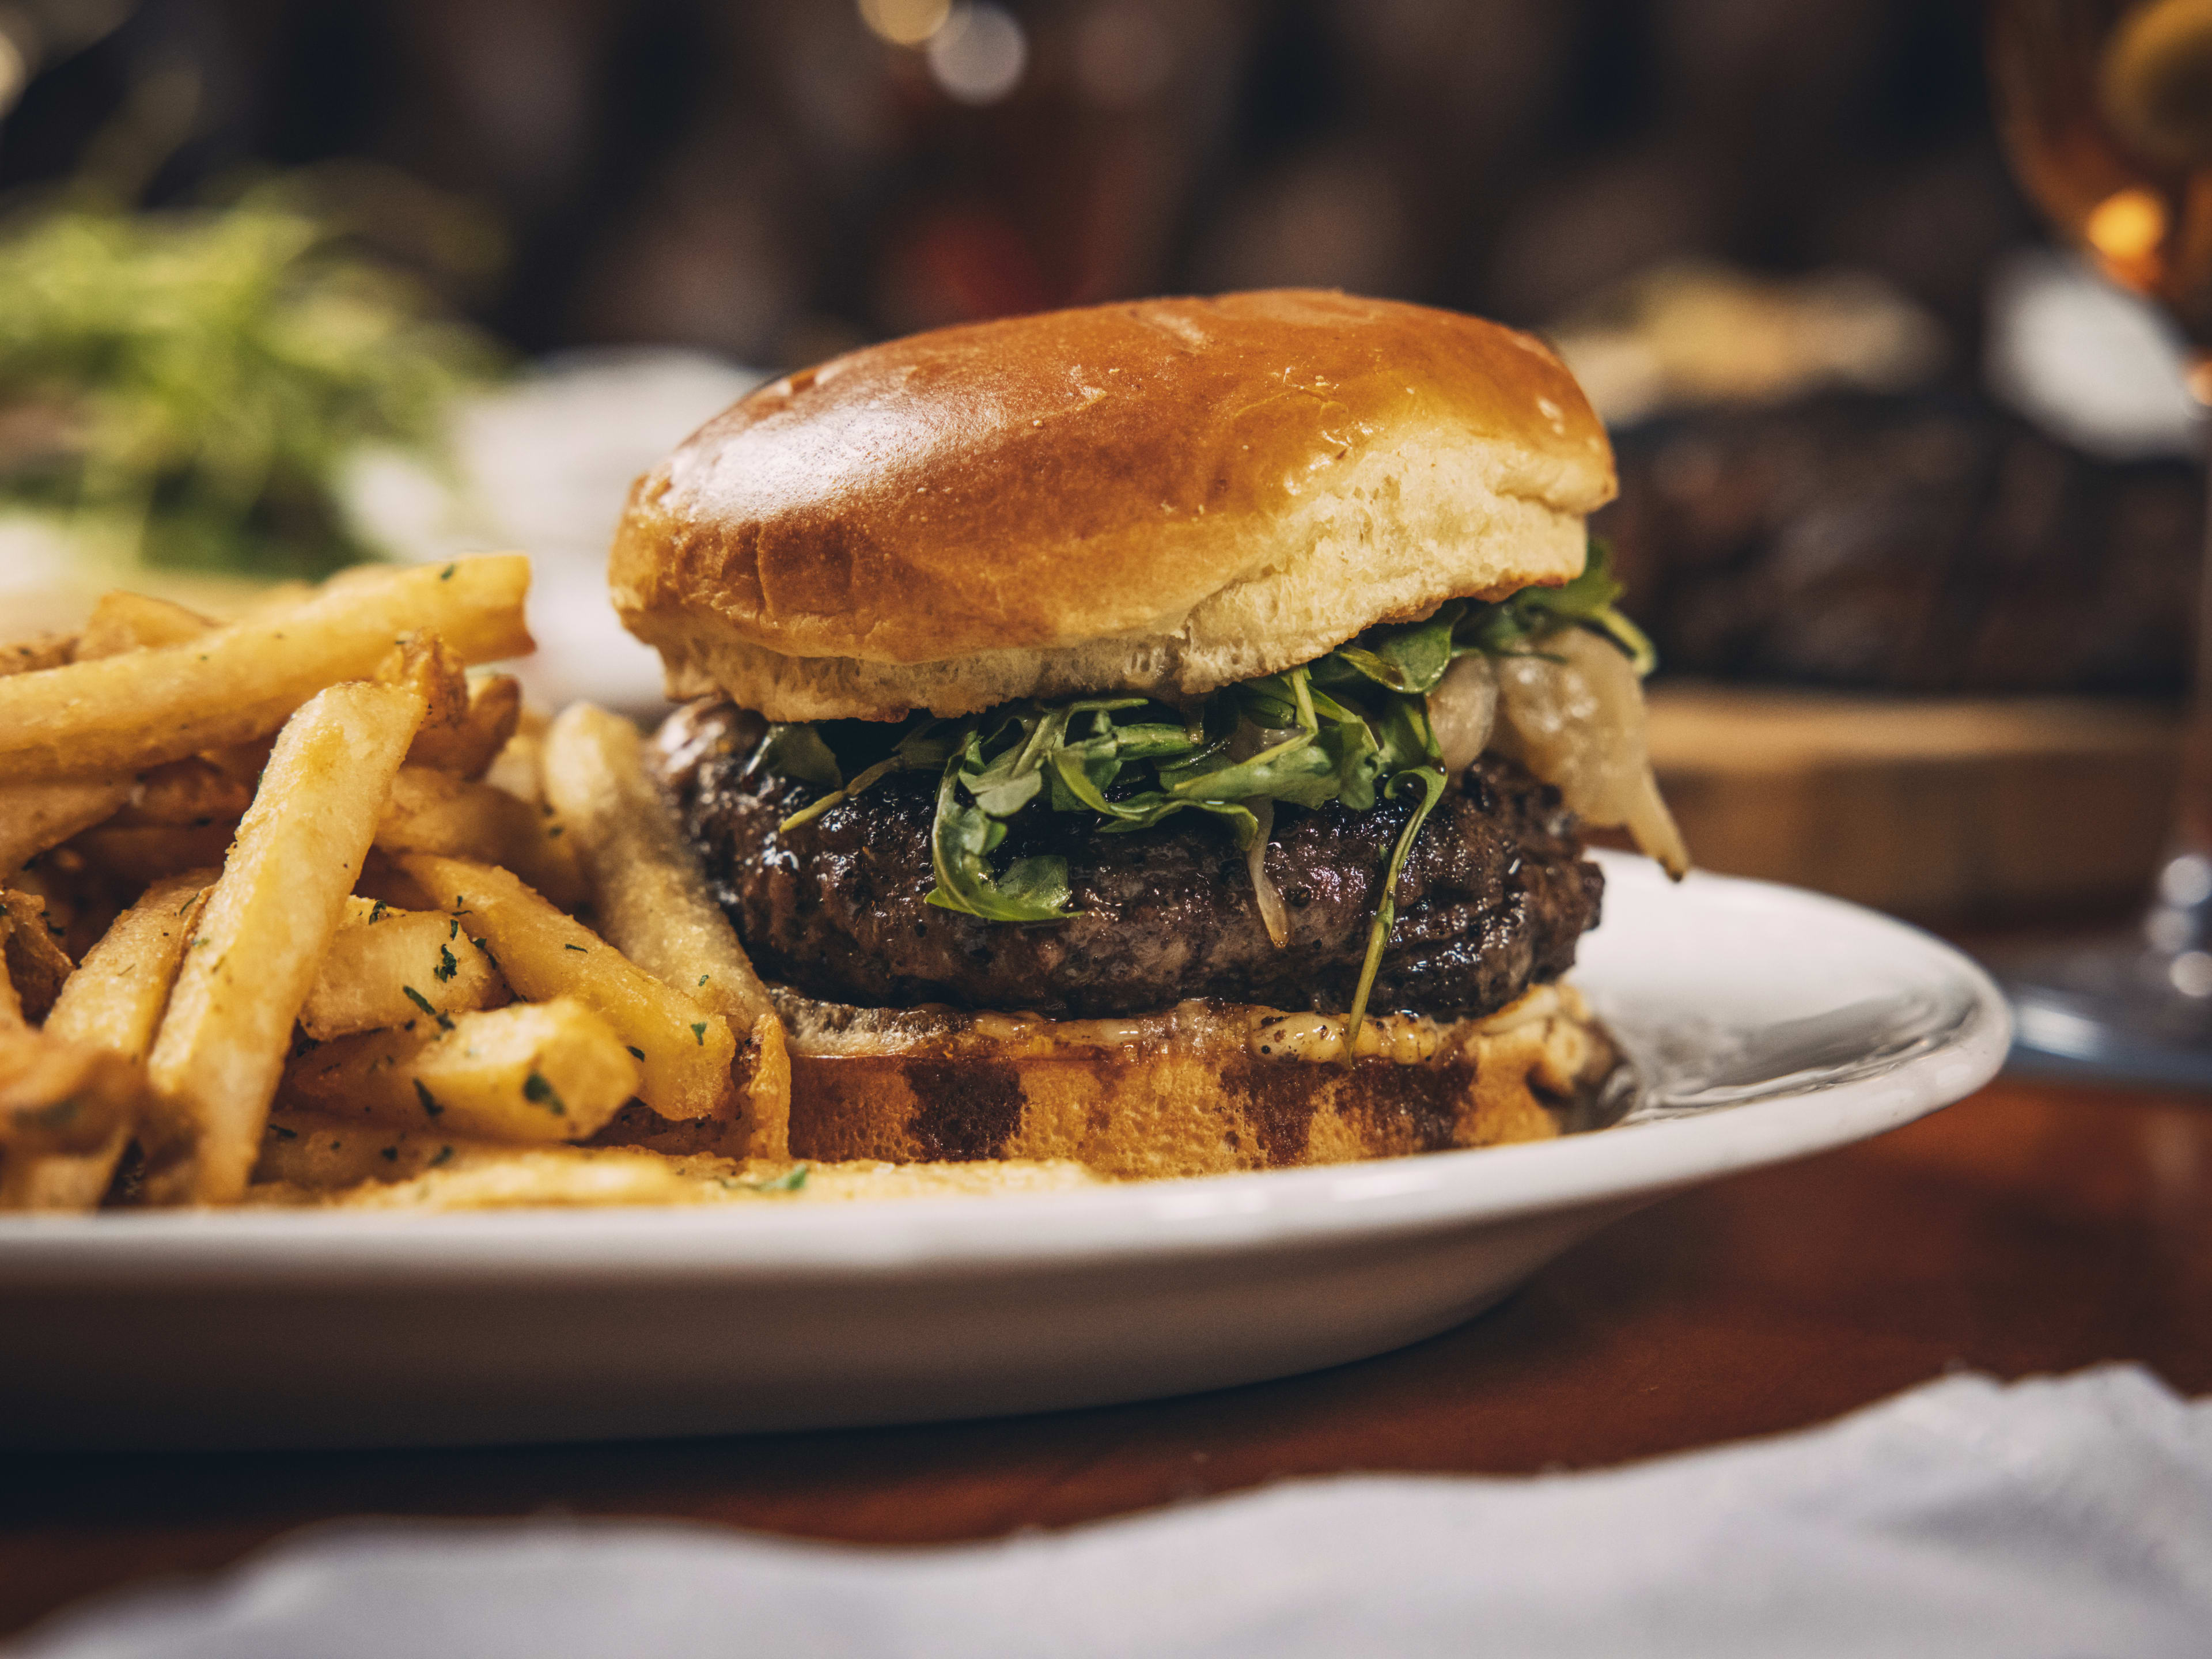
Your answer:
[0,555,802,1211]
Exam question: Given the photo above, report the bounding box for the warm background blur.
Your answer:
[1,0,2206,921]
[0,1,2028,371]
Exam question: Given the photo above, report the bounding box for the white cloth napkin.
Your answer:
[17,1365,2212,1659]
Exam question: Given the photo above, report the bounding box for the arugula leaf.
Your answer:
[993,855,1074,911]
[1163,737,1338,808]
[968,765,1044,817]
[759,724,843,791]
[1232,676,1304,730]
[1096,793,1262,849]
[895,721,959,769]
[1344,766,1448,1049]
[964,715,1054,815]
[1331,600,1464,693]
[925,734,1076,922]
[756,539,1654,1028]
[1104,723,1205,762]
[1310,699,1387,809]
[775,717,957,833]
[1454,541,1656,673]
[1371,694,1440,775]
[1048,741,1130,817]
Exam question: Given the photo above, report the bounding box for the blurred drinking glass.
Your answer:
[1988,0,2212,1076]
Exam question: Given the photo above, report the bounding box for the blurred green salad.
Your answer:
[0,187,498,578]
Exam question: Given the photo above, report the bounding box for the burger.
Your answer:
[610,290,1687,1180]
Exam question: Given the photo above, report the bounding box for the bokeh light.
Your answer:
[2086,187,2170,263]
[927,4,1027,106]
[0,20,27,119]
[858,0,952,49]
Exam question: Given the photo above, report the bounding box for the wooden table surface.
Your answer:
[5,1075,2210,1640]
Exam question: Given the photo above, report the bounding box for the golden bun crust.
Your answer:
[612,290,1615,721]
[599,984,1618,1181]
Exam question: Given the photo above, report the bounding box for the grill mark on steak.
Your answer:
[658,703,1603,1021]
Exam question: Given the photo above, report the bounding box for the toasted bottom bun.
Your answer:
[243,985,1616,1207]
[604,982,1621,1181]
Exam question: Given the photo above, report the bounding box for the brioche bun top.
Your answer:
[612,289,1615,721]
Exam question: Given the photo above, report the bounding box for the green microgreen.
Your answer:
[718,1164,809,1194]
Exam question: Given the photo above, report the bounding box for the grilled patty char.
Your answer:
[657,702,1604,1021]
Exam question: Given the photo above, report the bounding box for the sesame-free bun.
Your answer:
[612,289,1615,722]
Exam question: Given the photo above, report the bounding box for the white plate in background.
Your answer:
[346,347,766,716]
[0,853,2009,1449]
[0,349,764,713]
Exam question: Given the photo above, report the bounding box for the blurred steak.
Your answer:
[1598,391,2202,696]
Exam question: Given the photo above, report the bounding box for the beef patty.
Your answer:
[657,703,1604,1020]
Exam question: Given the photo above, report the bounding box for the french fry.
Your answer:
[375,767,586,910]
[398,853,737,1120]
[0,910,21,1029]
[0,777,133,879]
[111,759,256,827]
[255,1109,482,1190]
[0,1033,143,1152]
[69,823,238,886]
[19,870,213,1211]
[145,680,429,1204]
[4,859,118,964]
[376,634,471,733]
[46,870,214,1062]
[199,732,278,789]
[544,702,789,1156]
[353,851,439,912]
[319,1149,709,1209]
[543,704,779,1028]
[283,998,639,1143]
[1,889,74,1022]
[0,554,531,781]
[74,591,217,660]
[407,674,521,778]
[252,1111,701,1206]
[1,632,75,676]
[745,1016,791,1162]
[0,1028,156,1210]
[298,897,506,1039]
[481,729,545,804]
[233,579,319,616]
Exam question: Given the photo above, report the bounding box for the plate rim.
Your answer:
[0,858,2012,1288]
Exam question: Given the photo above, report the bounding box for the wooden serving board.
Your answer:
[1645,686,2181,923]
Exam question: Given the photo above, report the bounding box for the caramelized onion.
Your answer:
[1244,796,1290,948]
[1623,766,1692,881]
[1490,628,1690,878]
[1427,654,1497,776]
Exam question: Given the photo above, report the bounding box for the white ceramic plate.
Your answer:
[0,853,2008,1449]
